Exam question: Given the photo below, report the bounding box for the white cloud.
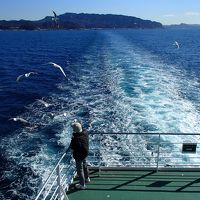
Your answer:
[164,14,175,17]
[185,12,200,16]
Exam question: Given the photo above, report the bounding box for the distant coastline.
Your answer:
[0,12,163,30]
[164,23,200,28]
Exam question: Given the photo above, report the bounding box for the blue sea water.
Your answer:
[0,28,200,199]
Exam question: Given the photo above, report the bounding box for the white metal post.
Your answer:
[56,165,62,200]
[156,133,161,171]
[98,134,102,176]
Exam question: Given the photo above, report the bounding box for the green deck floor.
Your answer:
[67,169,200,200]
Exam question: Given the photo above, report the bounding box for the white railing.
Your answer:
[35,133,200,200]
[35,148,75,200]
[88,133,200,170]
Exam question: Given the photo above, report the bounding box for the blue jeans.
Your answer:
[75,159,89,186]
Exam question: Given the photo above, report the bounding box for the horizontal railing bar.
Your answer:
[93,154,182,156]
[60,165,65,173]
[163,164,200,166]
[61,174,66,184]
[89,166,200,171]
[61,180,67,190]
[98,164,200,167]
[49,186,59,200]
[44,175,58,200]
[90,156,200,159]
[98,165,200,168]
[159,151,200,153]
[159,157,200,159]
[53,193,58,200]
[89,151,200,154]
[89,156,200,159]
[89,132,200,135]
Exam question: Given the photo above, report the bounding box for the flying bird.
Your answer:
[174,41,180,49]
[16,72,38,82]
[52,11,57,18]
[9,117,39,130]
[52,10,59,28]
[9,117,31,125]
[48,62,67,77]
[36,99,52,108]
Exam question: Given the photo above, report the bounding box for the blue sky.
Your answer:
[0,0,200,25]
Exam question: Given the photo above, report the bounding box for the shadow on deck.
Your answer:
[67,169,200,200]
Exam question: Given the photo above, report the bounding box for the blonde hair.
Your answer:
[71,122,82,133]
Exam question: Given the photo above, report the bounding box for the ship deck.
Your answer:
[67,168,200,200]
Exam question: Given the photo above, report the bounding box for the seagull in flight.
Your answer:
[36,99,52,108]
[48,62,67,77]
[9,117,39,130]
[52,10,59,28]
[174,41,180,49]
[16,72,38,82]
[52,11,57,19]
[9,117,31,125]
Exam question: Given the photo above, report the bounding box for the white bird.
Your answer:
[16,72,38,82]
[36,99,52,108]
[174,41,180,49]
[9,117,30,125]
[9,117,39,130]
[48,62,67,77]
[52,10,59,28]
[52,10,57,19]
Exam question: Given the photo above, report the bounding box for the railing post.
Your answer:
[56,163,69,200]
[98,134,102,177]
[56,165,62,200]
[156,133,161,172]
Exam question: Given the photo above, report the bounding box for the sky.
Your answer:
[0,0,200,25]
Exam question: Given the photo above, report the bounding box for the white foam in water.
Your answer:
[107,33,200,133]
[84,32,200,167]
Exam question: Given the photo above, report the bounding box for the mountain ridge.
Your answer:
[0,12,163,30]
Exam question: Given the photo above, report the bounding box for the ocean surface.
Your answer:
[0,27,200,199]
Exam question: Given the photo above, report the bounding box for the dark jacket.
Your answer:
[70,129,89,160]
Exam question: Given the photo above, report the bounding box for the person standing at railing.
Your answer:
[70,120,90,189]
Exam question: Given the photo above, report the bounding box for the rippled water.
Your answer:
[0,28,200,199]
